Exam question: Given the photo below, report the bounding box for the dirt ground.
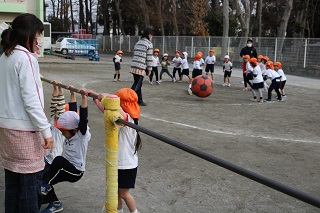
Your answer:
[0,54,320,213]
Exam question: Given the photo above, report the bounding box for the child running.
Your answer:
[222,55,233,87]
[261,56,269,92]
[180,52,191,81]
[248,58,264,102]
[149,48,160,84]
[113,50,123,82]
[159,53,174,82]
[205,49,216,82]
[93,88,142,213]
[274,61,287,97]
[172,50,182,82]
[198,52,205,74]
[41,88,92,212]
[263,61,282,102]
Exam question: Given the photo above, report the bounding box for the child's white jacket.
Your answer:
[0,45,52,139]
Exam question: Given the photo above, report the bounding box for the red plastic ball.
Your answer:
[191,75,214,98]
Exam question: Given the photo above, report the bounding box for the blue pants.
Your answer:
[4,169,43,213]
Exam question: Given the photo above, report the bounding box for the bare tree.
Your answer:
[156,0,165,36]
[70,0,75,32]
[232,0,251,38]
[171,0,179,35]
[191,0,209,36]
[222,0,229,57]
[114,0,125,34]
[277,0,293,59]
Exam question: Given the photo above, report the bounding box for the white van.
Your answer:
[52,37,97,55]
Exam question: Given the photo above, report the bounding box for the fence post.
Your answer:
[176,36,178,51]
[111,36,113,52]
[128,36,131,52]
[208,36,211,50]
[228,37,230,55]
[162,36,165,54]
[191,37,194,57]
[102,95,122,213]
[304,38,308,68]
[274,38,278,62]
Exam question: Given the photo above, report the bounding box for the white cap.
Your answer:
[163,53,168,57]
[183,52,188,58]
[224,55,230,59]
[56,111,79,130]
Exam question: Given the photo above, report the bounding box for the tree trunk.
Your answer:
[70,0,75,32]
[156,0,164,36]
[79,0,85,30]
[171,0,179,36]
[222,0,229,57]
[277,0,293,60]
[89,0,93,34]
[85,0,90,32]
[115,0,125,35]
[50,0,55,17]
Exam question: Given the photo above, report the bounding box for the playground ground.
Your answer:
[0,54,319,213]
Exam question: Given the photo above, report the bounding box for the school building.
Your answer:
[0,0,44,32]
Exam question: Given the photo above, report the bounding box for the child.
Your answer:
[274,61,287,97]
[149,48,160,84]
[113,50,123,82]
[44,81,66,169]
[159,53,174,82]
[41,88,92,212]
[172,50,182,82]
[188,78,194,95]
[242,55,252,90]
[180,52,191,81]
[222,55,233,87]
[93,88,141,213]
[192,52,202,78]
[205,49,216,82]
[261,55,269,92]
[258,55,265,71]
[198,52,205,74]
[248,58,264,102]
[263,61,282,102]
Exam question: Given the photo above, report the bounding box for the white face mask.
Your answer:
[36,36,43,50]
[247,43,252,48]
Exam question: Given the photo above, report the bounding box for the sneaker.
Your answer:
[156,81,160,85]
[173,78,176,83]
[259,99,264,103]
[41,182,52,195]
[149,81,153,85]
[159,80,162,83]
[117,79,122,82]
[222,83,226,86]
[282,94,286,97]
[264,99,272,103]
[277,98,283,101]
[243,87,248,91]
[188,88,192,95]
[251,98,257,102]
[227,83,231,87]
[113,79,117,82]
[138,101,147,106]
[41,201,63,213]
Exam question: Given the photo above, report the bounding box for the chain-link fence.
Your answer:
[96,35,320,74]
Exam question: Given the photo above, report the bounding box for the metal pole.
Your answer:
[228,37,230,55]
[274,38,278,62]
[208,36,211,52]
[304,38,308,68]
[128,36,131,53]
[176,36,178,51]
[116,118,320,209]
[162,36,165,54]
[191,37,194,58]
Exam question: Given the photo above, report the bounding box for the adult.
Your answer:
[240,38,258,59]
[240,38,258,90]
[130,28,153,106]
[0,13,54,213]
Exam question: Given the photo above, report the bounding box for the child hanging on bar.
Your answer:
[93,88,142,213]
[41,87,92,213]
[113,50,123,82]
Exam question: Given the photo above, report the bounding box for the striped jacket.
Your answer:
[130,38,153,76]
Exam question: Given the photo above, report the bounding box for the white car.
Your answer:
[52,37,97,55]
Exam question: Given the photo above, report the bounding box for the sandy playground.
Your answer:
[0,53,319,213]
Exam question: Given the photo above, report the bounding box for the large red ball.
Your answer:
[191,75,214,98]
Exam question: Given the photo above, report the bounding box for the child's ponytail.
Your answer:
[133,118,142,154]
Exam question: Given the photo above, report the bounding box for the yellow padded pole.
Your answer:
[102,95,122,213]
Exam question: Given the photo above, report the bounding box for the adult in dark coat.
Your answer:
[240,38,258,90]
[240,38,258,58]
